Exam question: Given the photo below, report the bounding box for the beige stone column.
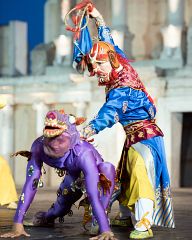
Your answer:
[158,0,185,69]
[73,102,87,117]
[187,19,192,66]
[44,0,72,66]
[54,0,72,66]
[44,0,62,43]
[0,104,14,170]
[111,0,134,59]
[32,102,51,186]
[73,101,87,132]
[32,102,49,137]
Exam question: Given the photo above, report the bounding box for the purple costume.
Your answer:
[14,110,115,234]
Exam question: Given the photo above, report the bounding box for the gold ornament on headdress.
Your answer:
[108,50,119,69]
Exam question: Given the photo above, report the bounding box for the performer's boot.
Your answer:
[110,204,133,227]
[130,198,154,239]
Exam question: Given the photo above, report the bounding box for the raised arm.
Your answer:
[89,7,115,45]
[81,88,123,138]
[89,6,127,60]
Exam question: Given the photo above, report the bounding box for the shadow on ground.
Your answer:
[0,188,192,239]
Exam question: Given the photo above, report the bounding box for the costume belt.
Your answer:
[123,119,164,148]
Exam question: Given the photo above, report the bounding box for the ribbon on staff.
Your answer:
[65,0,94,72]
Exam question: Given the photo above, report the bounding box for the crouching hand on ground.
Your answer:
[89,231,118,240]
[0,223,30,238]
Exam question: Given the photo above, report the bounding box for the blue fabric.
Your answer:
[72,23,128,68]
[72,17,92,67]
[89,25,155,133]
[89,87,156,133]
[94,23,174,228]
[98,26,128,60]
[141,136,170,189]
[98,26,115,44]
[140,137,175,228]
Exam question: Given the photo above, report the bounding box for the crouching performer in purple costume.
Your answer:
[68,1,175,239]
[0,110,116,240]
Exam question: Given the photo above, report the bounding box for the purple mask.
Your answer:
[43,110,82,157]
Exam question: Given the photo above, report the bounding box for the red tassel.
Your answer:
[66,26,76,32]
[72,15,81,25]
[74,29,81,40]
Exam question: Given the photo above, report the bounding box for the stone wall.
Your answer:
[127,0,167,59]
[0,21,27,76]
[1,0,192,189]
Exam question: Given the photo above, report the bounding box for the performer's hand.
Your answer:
[0,223,30,238]
[88,7,102,18]
[75,0,94,12]
[89,231,118,240]
[80,125,95,139]
[74,0,99,17]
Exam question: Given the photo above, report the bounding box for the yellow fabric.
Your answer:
[120,147,155,211]
[0,95,6,109]
[0,156,18,205]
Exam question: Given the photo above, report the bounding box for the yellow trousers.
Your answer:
[118,146,155,212]
[0,156,18,205]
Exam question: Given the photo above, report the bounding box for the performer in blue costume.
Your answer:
[75,3,175,240]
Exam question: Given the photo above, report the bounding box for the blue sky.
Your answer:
[0,0,46,52]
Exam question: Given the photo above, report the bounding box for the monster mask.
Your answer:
[43,110,85,158]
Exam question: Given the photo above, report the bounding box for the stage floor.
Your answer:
[0,188,192,239]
